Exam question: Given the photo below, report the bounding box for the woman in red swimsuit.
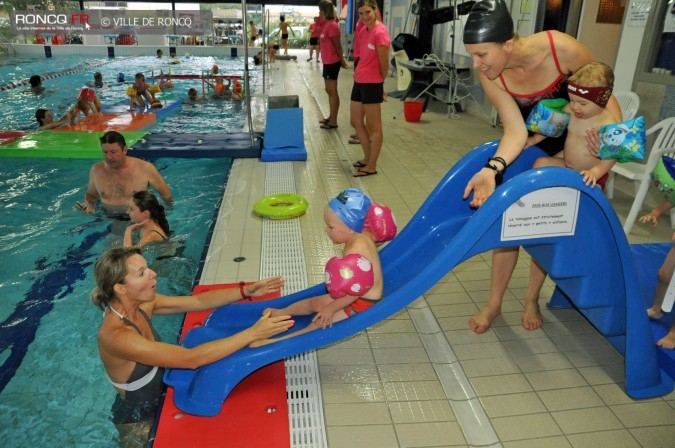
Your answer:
[461,0,622,334]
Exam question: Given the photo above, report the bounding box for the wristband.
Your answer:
[489,156,507,171]
[238,281,252,301]
[484,161,504,186]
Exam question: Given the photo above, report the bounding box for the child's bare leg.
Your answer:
[523,257,545,330]
[251,308,348,347]
[266,295,331,318]
[469,247,519,333]
[648,247,675,319]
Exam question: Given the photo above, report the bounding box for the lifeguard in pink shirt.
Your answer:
[307,16,321,63]
[318,0,348,130]
[349,0,390,177]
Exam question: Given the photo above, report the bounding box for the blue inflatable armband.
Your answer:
[525,98,570,138]
[598,116,646,162]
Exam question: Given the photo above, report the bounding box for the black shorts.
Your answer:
[323,62,341,80]
[351,82,384,104]
[281,33,289,40]
[309,37,319,46]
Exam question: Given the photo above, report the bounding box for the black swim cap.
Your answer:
[463,0,514,44]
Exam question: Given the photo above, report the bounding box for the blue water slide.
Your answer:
[164,141,674,416]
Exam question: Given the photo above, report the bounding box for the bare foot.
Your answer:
[469,305,501,333]
[657,330,675,349]
[522,302,543,330]
[647,307,664,320]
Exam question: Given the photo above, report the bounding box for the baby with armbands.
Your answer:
[251,188,396,347]
[528,61,620,188]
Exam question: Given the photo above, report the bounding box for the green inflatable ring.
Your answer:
[254,194,308,219]
[651,156,675,205]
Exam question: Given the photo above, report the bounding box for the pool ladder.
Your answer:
[0,32,16,55]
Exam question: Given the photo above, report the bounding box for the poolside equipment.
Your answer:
[154,284,290,447]
[275,54,298,61]
[165,140,674,416]
[261,96,307,161]
[403,100,423,122]
[254,194,308,219]
[129,132,262,158]
[0,130,29,145]
[0,131,147,158]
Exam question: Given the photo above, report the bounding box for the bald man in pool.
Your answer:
[77,131,172,216]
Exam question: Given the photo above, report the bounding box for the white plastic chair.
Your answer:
[615,91,640,121]
[605,91,640,199]
[393,50,412,92]
[621,117,675,234]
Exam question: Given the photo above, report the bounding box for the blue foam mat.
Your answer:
[261,107,306,161]
[164,140,673,416]
[129,132,262,158]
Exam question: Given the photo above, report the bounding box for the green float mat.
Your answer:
[0,131,147,159]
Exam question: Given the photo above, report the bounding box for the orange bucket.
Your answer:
[404,101,423,122]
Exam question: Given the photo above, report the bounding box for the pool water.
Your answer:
[0,54,253,132]
[0,156,232,446]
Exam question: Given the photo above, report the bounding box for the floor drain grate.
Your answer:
[260,161,327,448]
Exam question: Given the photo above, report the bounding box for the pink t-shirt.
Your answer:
[309,22,321,38]
[320,20,341,65]
[354,22,390,84]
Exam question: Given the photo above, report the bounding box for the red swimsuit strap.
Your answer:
[499,30,565,98]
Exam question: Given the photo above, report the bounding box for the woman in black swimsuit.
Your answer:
[124,191,171,248]
[460,0,622,334]
[92,247,294,445]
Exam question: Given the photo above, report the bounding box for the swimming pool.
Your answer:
[0,156,232,446]
[0,54,253,132]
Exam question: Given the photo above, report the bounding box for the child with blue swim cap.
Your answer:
[251,188,397,347]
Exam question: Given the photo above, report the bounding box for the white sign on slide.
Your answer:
[501,187,580,241]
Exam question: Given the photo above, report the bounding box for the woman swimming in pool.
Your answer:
[124,191,171,249]
[92,247,293,445]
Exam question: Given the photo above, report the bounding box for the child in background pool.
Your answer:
[124,191,171,249]
[204,77,230,99]
[187,88,204,102]
[231,79,243,101]
[71,88,102,123]
[251,188,396,347]
[641,201,675,349]
[131,73,156,108]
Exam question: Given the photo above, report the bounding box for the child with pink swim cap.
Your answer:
[251,188,396,347]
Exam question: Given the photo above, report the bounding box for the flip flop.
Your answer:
[319,118,329,124]
[348,137,360,145]
[320,123,338,129]
[353,169,377,177]
[352,161,366,168]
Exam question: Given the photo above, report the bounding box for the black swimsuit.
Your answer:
[499,31,570,157]
[110,309,165,425]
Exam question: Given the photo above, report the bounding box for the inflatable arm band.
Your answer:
[325,253,374,299]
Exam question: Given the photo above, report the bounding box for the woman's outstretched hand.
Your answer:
[245,276,285,298]
[463,168,497,208]
[249,309,294,340]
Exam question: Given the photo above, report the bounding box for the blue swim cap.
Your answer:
[328,188,371,232]
[117,72,125,82]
